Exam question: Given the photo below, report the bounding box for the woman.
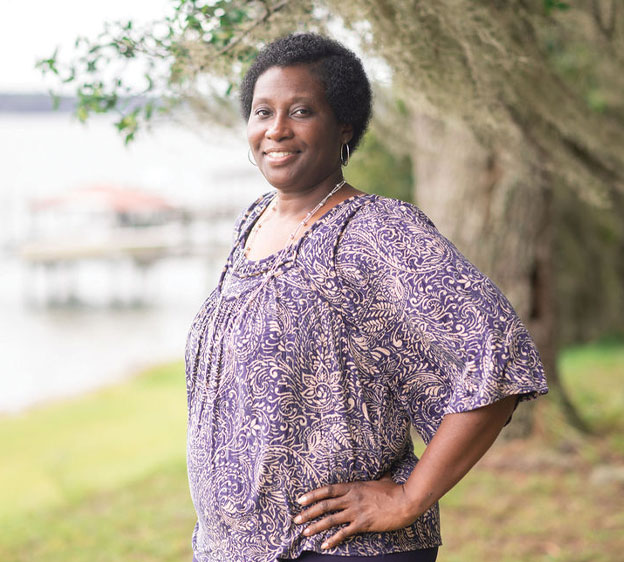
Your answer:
[186,33,548,562]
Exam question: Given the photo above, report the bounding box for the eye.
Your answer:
[292,107,311,116]
[254,107,271,117]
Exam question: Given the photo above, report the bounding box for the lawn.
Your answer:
[1,341,622,561]
[0,363,193,562]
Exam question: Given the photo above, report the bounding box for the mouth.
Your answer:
[263,149,300,162]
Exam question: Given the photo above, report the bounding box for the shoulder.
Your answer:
[356,194,434,220]
[339,195,442,251]
[335,195,511,317]
[337,195,458,274]
[342,195,436,234]
[298,194,463,318]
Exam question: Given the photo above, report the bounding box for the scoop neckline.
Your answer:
[235,191,373,271]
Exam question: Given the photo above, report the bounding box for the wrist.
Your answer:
[401,479,435,521]
[399,483,428,523]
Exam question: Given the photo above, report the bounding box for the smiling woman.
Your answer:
[246,65,351,194]
[243,64,358,259]
[184,33,548,562]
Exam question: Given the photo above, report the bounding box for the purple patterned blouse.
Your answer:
[185,191,548,562]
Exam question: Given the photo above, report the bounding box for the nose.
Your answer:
[265,112,293,141]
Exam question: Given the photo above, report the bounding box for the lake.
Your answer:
[0,111,269,413]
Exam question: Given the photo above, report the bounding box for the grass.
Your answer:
[1,341,623,561]
[438,338,624,561]
[3,461,193,562]
[0,362,194,561]
[557,338,624,441]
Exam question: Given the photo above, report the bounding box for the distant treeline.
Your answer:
[0,93,76,113]
[0,93,149,113]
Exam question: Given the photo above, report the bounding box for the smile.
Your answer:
[264,150,300,161]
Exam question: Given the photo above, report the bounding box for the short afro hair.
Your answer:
[240,33,372,152]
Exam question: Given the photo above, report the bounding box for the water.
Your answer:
[0,111,269,414]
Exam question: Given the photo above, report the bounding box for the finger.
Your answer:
[380,471,393,481]
[321,522,359,550]
[296,482,352,507]
[301,510,352,537]
[294,496,349,524]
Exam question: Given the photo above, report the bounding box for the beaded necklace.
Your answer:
[243,179,346,264]
[223,179,347,328]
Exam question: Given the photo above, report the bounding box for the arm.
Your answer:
[295,201,547,548]
[402,394,517,515]
[294,395,518,550]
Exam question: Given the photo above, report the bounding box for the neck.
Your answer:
[272,173,345,220]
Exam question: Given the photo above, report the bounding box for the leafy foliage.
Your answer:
[36,0,624,343]
[38,0,624,200]
[543,0,571,15]
[37,0,317,142]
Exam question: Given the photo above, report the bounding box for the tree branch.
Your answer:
[214,0,292,57]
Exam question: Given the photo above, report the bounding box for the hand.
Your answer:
[293,473,419,550]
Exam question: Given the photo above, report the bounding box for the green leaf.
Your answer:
[62,67,76,84]
[76,106,89,122]
[144,73,154,92]
[49,90,61,111]
[544,0,571,14]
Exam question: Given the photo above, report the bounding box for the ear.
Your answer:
[340,123,354,145]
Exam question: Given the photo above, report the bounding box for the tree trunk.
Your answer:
[410,114,587,437]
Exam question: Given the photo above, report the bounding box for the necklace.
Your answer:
[205,179,347,362]
[243,179,347,260]
[224,179,347,318]
[243,198,277,258]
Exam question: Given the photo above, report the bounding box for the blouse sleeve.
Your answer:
[321,198,548,443]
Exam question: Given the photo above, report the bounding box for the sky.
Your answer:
[0,0,171,92]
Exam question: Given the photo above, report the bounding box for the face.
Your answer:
[247,64,353,192]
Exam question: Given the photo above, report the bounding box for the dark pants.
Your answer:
[194,546,439,562]
[282,547,439,561]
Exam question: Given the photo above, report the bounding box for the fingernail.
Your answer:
[321,542,329,550]
[296,495,307,505]
[294,515,302,524]
[303,528,310,536]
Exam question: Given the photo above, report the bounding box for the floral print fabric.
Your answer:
[185,192,548,562]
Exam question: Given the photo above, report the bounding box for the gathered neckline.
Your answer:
[233,191,374,276]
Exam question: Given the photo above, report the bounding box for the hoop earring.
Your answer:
[340,143,350,167]
[248,148,257,167]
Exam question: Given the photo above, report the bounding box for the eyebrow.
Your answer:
[252,96,316,106]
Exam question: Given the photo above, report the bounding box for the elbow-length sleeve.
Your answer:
[319,197,549,443]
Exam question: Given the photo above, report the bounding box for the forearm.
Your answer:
[295,395,521,548]
[401,395,518,519]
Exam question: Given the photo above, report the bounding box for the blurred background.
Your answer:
[1,1,623,561]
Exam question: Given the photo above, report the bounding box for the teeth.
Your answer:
[266,151,294,158]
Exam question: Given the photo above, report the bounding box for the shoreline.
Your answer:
[0,357,180,419]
